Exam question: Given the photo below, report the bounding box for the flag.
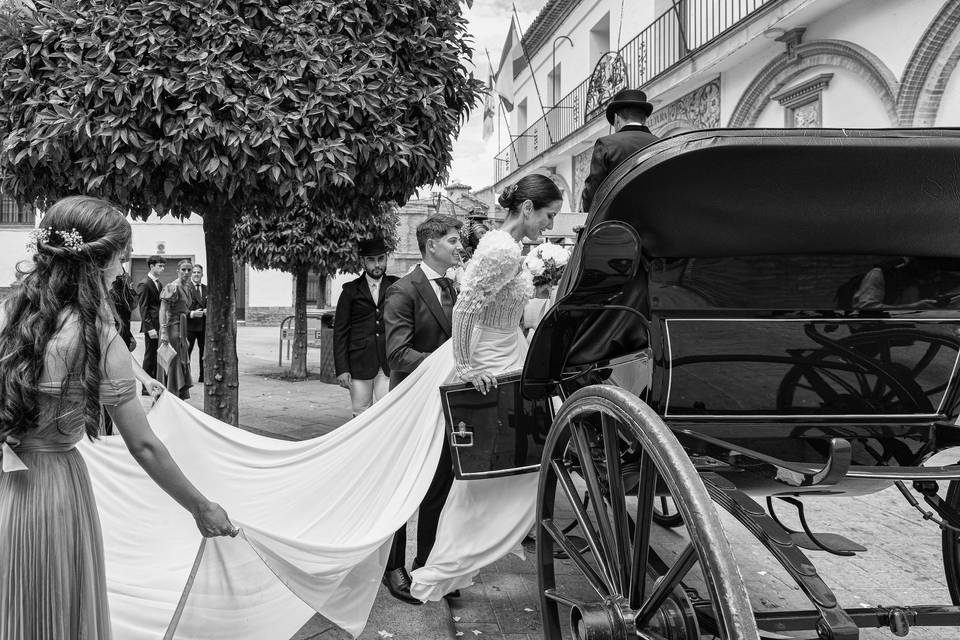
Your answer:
[481,76,495,141]
[494,17,523,112]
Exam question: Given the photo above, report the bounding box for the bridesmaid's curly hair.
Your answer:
[0,196,131,441]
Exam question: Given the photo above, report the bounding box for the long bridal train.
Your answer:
[81,341,536,639]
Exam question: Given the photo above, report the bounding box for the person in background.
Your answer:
[187,264,207,384]
[0,196,236,640]
[158,259,195,399]
[109,242,137,352]
[580,88,659,212]
[333,237,399,417]
[136,255,165,391]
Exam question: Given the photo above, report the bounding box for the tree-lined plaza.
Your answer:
[0,0,483,421]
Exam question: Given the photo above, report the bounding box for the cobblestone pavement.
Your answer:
[146,326,960,640]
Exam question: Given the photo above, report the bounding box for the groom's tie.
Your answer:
[436,277,455,323]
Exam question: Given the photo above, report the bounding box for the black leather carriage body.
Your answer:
[440,372,556,480]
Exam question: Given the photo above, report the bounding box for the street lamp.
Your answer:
[551,35,573,107]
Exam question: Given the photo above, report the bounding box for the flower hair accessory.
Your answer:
[501,183,519,202]
[26,227,85,253]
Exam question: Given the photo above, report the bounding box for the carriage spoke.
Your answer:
[544,588,583,609]
[551,459,615,589]
[542,518,611,598]
[629,449,658,610]
[570,419,621,591]
[601,412,632,590]
[911,343,942,376]
[635,543,698,627]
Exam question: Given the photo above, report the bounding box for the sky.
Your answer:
[443,0,544,193]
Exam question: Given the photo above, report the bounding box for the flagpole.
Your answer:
[512,4,554,145]
[486,47,519,185]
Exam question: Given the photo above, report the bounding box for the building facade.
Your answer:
[490,0,960,206]
[0,183,503,324]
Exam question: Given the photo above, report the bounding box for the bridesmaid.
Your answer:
[159,258,195,399]
[0,196,237,640]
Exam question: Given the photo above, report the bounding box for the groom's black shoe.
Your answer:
[382,568,422,605]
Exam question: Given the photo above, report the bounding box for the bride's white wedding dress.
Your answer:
[73,229,539,639]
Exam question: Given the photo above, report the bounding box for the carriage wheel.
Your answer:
[776,332,942,414]
[651,493,684,529]
[942,480,960,603]
[537,385,758,640]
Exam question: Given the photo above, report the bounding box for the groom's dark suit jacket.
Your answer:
[383,265,454,388]
[382,263,458,571]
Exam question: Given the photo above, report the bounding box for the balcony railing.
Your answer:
[495,0,780,183]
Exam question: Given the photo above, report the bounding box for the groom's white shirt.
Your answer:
[418,262,444,302]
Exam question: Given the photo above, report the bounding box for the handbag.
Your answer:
[158,342,177,371]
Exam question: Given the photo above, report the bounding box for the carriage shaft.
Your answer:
[751,605,960,635]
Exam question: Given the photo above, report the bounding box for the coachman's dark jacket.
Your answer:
[333,274,399,380]
[580,124,659,212]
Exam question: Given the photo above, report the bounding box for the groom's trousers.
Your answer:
[386,442,454,570]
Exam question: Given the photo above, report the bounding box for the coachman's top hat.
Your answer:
[357,236,389,256]
[605,89,654,125]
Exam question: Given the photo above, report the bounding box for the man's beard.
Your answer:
[366,268,384,279]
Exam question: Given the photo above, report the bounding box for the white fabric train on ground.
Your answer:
[79,339,538,639]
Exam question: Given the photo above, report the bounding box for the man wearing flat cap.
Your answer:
[333,236,399,416]
[580,88,659,212]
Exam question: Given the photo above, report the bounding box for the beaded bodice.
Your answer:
[452,229,533,376]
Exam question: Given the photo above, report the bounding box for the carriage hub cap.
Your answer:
[569,592,697,640]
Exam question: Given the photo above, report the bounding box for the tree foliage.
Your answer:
[0,0,482,217]
[235,202,399,278]
[0,0,482,414]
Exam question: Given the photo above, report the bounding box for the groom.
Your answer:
[381,213,463,604]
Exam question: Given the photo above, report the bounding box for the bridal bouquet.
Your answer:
[524,241,571,287]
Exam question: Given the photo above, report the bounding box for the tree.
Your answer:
[234,202,399,379]
[0,0,482,423]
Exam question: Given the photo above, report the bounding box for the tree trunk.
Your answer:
[202,210,240,425]
[289,264,309,379]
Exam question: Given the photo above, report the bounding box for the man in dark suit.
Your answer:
[136,255,166,391]
[381,214,463,604]
[333,237,399,416]
[580,88,659,212]
[187,264,208,383]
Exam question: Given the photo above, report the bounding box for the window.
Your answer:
[0,194,32,226]
[517,98,528,132]
[306,272,325,307]
[589,14,610,71]
[547,64,562,106]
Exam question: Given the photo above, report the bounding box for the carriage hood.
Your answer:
[521,128,960,397]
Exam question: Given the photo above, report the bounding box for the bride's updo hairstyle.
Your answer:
[0,196,132,440]
[497,174,562,216]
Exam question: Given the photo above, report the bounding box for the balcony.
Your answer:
[495,0,782,183]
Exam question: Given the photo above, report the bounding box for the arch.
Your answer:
[651,121,697,138]
[728,40,899,128]
[898,0,960,125]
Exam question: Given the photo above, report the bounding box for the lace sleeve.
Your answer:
[452,230,521,378]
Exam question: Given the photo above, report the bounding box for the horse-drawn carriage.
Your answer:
[442,128,960,639]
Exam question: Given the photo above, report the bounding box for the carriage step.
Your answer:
[790,532,866,555]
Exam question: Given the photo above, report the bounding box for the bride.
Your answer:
[0,174,563,639]
[410,173,561,600]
